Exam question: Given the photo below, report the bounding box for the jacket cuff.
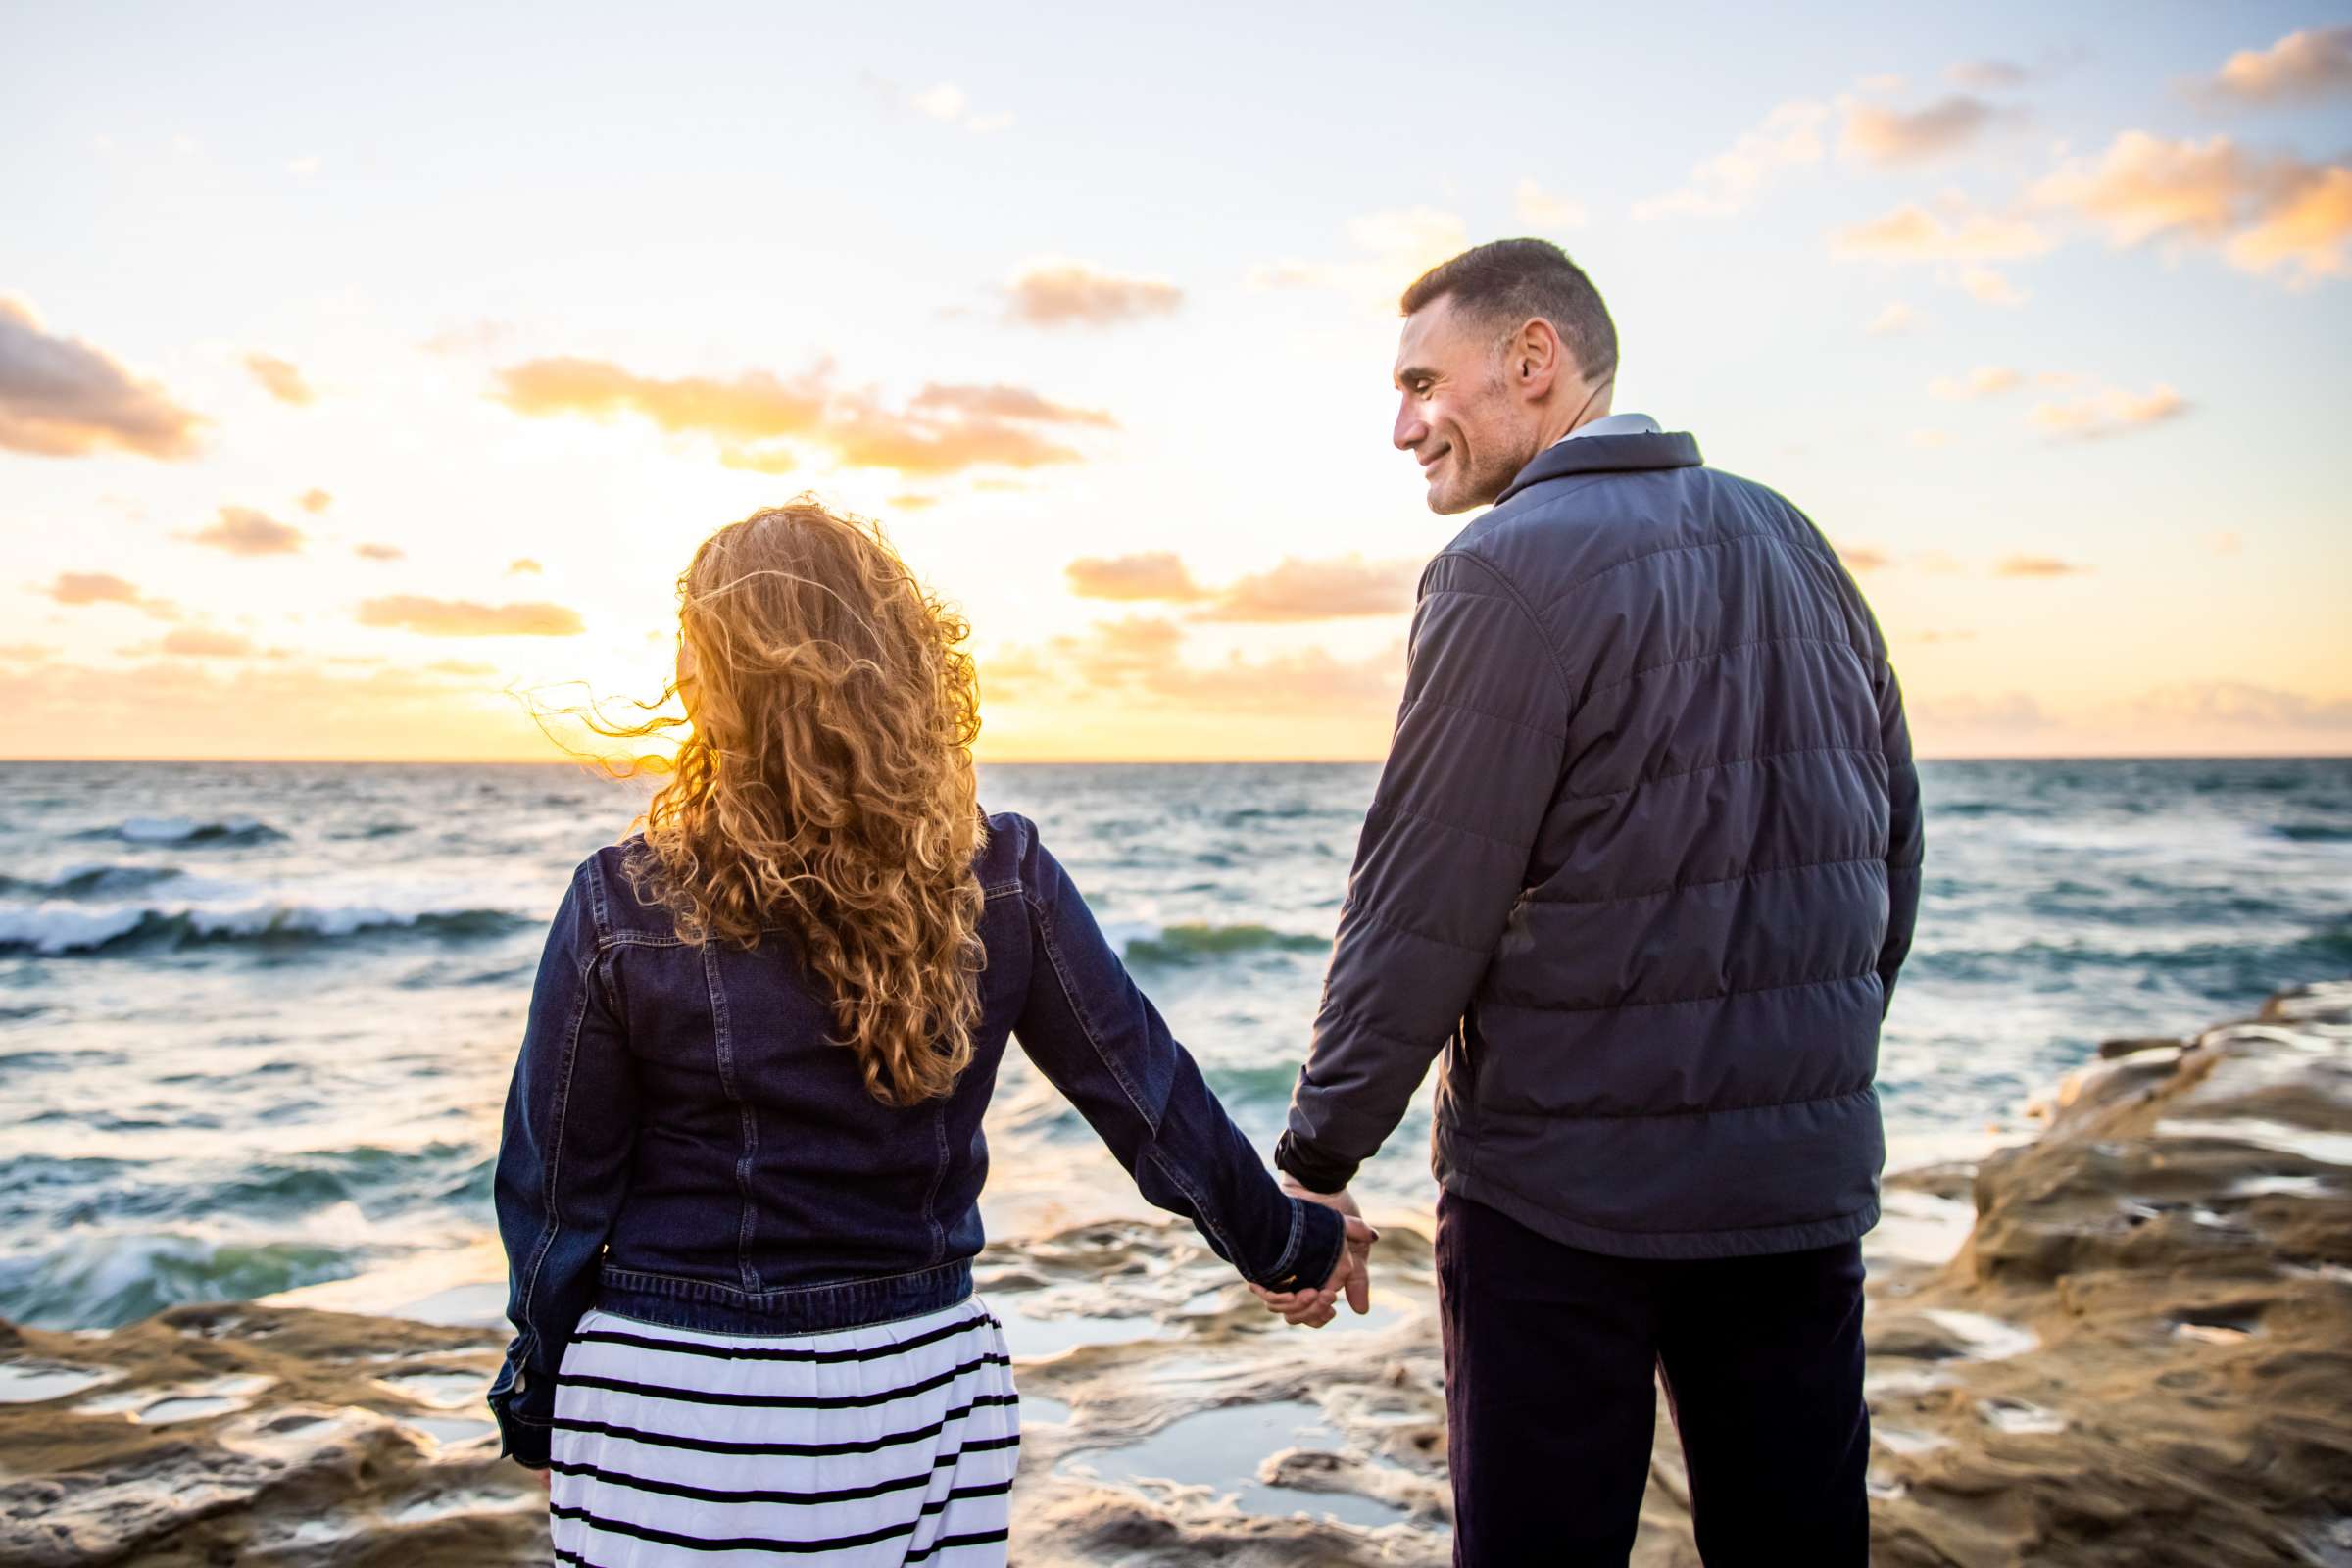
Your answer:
[1256,1196,1345,1293]
[491,1395,552,1468]
[1274,1129,1359,1196]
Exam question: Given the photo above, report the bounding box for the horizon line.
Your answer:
[1,751,2347,767]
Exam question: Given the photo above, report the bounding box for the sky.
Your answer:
[3,1,2348,762]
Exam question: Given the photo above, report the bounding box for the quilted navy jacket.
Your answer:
[1276,428,1923,1260]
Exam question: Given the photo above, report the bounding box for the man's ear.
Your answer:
[1513,318,1564,400]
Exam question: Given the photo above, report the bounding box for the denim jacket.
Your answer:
[486,810,1342,1466]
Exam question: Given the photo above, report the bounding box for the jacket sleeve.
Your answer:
[1875,661,1924,1016]
[1276,552,1569,1194]
[1009,819,1344,1294]
[486,855,638,1468]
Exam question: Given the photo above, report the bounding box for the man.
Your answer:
[1253,239,1923,1564]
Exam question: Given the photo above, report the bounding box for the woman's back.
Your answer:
[487,502,1348,1564]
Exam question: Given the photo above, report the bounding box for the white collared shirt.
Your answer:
[1553,412,1661,446]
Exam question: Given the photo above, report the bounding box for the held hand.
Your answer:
[1283,1179,1375,1313]
[1249,1186,1378,1328]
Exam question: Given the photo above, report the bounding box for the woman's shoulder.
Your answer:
[975,808,1047,897]
[567,835,683,942]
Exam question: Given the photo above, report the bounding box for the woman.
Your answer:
[487,499,1370,1566]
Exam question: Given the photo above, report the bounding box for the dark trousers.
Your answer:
[1435,1191,1870,1566]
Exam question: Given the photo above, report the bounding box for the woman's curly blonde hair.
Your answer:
[602,499,987,1106]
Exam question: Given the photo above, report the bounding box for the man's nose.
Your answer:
[1394,398,1426,451]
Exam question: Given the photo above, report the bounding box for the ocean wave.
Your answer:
[2273,822,2352,844]
[74,815,286,848]
[0,901,531,956]
[0,863,185,899]
[0,1232,366,1330]
[1123,922,1330,965]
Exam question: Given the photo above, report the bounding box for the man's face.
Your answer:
[1391,295,1528,514]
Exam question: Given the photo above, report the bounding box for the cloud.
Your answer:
[0,293,206,459]
[908,383,1118,427]
[358,595,584,636]
[157,627,255,657]
[507,557,542,575]
[182,505,304,556]
[1838,94,2010,165]
[1514,179,1588,230]
[1066,553,1206,603]
[494,356,1113,476]
[286,155,322,176]
[902,80,1013,133]
[2206,530,2241,555]
[1001,259,1183,327]
[2201,26,2352,106]
[1049,617,1403,713]
[1956,265,2029,305]
[1866,302,1918,335]
[1911,690,2055,732]
[2125,679,2352,731]
[244,352,313,406]
[1905,428,1950,449]
[298,488,332,514]
[2030,131,2352,285]
[886,493,937,510]
[1836,543,1893,571]
[2028,382,2189,439]
[1246,208,1471,307]
[428,659,499,677]
[1830,196,2055,260]
[497,357,827,442]
[1993,554,2094,578]
[1929,365,2021,399]
[1948,59,2033,90]
[1196,555,1421,622]
[1636,101,1829,218]
[44,570,141,606]
[355,542,404,562]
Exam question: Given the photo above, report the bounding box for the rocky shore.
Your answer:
[4,981,2346,1566]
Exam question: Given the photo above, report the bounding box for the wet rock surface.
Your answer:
[3,981,2345,1566]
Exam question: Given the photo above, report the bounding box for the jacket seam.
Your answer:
[1428,550,1575,696]
[515,951,593,1379]
[1475,1083,1877,1125]
[1555,530,1841,607]
[1565,742,1884,804]
[1365,801,1531,854]
[1022,889,1158,1133]
[1346,905,1494,956]
[1142,1145,1246,1278]
[1314,1004,1433,1054]
[700,942,761,1295]
[922,1102,951,1266]
[1584,632,1867,701]
[1525,851,1886,908]
[1394,693,1567,742]
[1482,969,1875,1014]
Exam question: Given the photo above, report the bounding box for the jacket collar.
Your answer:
[1493,429,1704,505]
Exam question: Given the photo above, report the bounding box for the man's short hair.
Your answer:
[1399,239,1619,384]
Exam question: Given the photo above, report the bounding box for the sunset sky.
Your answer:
[4,3,2348,761]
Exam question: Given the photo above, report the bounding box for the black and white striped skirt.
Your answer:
[546,1295,1019,1565]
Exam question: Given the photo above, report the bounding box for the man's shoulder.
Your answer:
[1446,460,1818,594]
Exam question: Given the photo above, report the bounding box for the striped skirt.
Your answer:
[547,1296,1019,1566]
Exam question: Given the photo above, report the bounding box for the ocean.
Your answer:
[1,758,2345,1333]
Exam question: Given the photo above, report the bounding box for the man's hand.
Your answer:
[1250,1180,1378,1327]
